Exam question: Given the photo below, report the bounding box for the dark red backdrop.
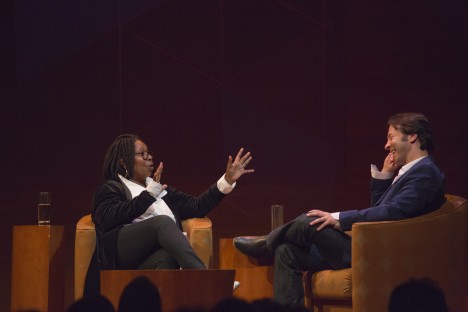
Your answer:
[1,1,467,310]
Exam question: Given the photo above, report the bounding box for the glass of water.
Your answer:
[38,192,51,226]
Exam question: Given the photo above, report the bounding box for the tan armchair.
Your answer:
[74,215,213,300]
[303,194,468,312]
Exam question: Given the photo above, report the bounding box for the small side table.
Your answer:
[219,238,274,301]
[11,225,65,312]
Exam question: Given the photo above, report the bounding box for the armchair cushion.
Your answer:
[306,269,352,301]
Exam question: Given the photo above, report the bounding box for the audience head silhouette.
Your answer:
[118,276,162,312]
[209,297,253,312]
[66,295,115,312]
[250,298,308,312]
[388,277,449,312]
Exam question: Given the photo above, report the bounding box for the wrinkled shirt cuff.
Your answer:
[371,164,394,180]
[217,174,236,194]
[146,180,167,198]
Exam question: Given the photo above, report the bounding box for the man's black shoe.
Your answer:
[233,235,274,258]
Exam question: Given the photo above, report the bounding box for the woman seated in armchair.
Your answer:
[93,134,254,270]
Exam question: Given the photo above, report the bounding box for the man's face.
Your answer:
[385,125,411,166]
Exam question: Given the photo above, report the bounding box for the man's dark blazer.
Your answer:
[266,156,445,252]
[339,156,445,230]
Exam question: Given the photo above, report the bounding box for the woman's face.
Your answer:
[132,140,154,185]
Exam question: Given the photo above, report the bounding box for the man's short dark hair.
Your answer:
[388,277,449,312]
[388,112,434,152]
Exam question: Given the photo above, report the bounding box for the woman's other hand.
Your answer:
[151,162,168,194]
[152,162,164,182]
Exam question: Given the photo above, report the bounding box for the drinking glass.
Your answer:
[271,204,284,230]
[38,192,51,225]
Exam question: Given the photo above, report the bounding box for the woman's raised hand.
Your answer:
[225,148,255,185]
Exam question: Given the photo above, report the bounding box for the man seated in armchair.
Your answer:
[234,112,445,307]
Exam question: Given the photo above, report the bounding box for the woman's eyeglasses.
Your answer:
[135,151,153,160]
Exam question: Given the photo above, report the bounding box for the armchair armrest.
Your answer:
[75,215,97,300]
[182,217,213,268]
